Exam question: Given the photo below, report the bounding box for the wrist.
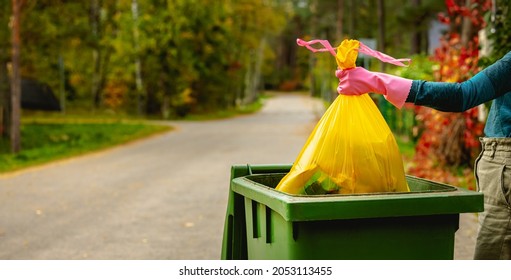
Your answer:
[380,75,413,108]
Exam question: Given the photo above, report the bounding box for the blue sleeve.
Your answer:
[406,51,511,112]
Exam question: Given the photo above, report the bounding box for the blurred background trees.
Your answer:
[0,0,451,120]
[1,0,510,188]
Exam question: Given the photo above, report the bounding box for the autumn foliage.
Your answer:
[407,0,491,190]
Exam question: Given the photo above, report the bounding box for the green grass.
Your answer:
[0,120,171,173]
[0,94,272,173]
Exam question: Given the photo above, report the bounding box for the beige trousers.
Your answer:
[474,138,511,260]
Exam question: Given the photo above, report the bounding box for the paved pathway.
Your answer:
[0,93,478,259]
[455,213,479,259]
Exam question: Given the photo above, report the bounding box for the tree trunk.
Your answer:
[131,0,145,116]
[336,0,344,43]
[90,0,115,109]
[90,0,101,108]
[410,0,422,54]
[244,38,265,105]
[348,0,355,37]
[460,0,473,46]
[10,0,21,153]
[437,115,470,166]
[0,60,9,139]
[58,55,66,114]
[377,0,385,71]
[309,0,317,97]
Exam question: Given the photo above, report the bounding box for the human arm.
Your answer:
[407,51,511,112]
[338,51,511,112]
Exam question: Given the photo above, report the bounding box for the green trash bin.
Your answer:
[221,164,484,260]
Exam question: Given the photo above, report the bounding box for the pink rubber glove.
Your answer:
[336,67,413,109]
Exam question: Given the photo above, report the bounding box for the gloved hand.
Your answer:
[336,67,413,109]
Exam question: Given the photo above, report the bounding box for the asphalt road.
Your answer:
[0,93,478,260]
[0,93,324,259]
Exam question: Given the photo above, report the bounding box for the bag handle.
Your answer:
[296,38,410,67]
[296,39,337,57]
[358,43,410,67]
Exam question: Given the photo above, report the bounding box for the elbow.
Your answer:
[433,105,465,113]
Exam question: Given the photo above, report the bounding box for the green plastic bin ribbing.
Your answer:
[221,164,484,260]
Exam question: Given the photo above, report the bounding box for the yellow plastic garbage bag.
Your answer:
[276,39,410,195]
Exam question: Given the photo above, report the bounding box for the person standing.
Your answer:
[336,51,511,259]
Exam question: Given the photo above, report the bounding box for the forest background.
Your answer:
[1,0,510,189]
